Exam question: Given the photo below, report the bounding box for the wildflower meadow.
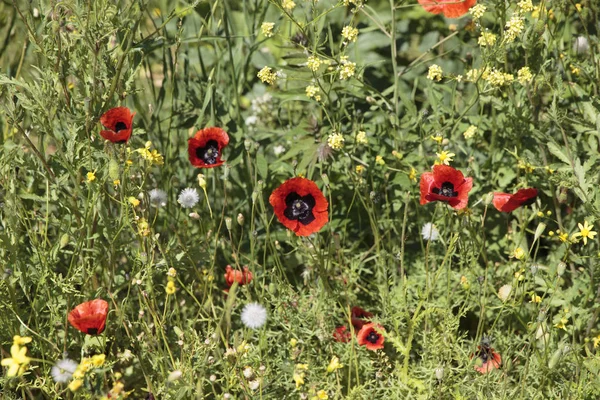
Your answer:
[1,0,599,398]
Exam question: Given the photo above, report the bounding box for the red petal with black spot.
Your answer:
[356,323,385,351]
[493,188,538,212]
[333,326,351,343]
[224,265,253,287]
[269,177,328,236]
[472,345,502,374]
[351,306,373,330]
[188,127,230,168]
[68,299,109,335]
[99,107,135,144]
[418,0,477,18]
[420,165,473,210]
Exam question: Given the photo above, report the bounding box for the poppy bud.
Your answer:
[189,212,200,220]
[534,223,546,241]
[237,213,244,225]
[435,367,444,381]
[557,262,566,276]
[251,190,259,204]
[244,139,252,151]
[484,192,494,205]
[197,174,206,189]
[225,217,232,231]
[321,173,329,186]
[60,233,70,248]
[548,348,563,369]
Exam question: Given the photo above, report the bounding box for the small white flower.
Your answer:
[273,145,286,156]
[149,188,167,207]
[241,303,267,329]
[243,366,254,379]
[573,36,589,54]
[168,370,183,381]
[245,115,259,126]
[51,359,78,383]
[498,284,512,302]
[178,188,199,208]
[421,223,439,241]
[248,380,260,390]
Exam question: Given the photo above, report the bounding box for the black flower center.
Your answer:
[196,140,220,165]
[115,121,128,132]
[87,327,99,335]
[284,193,316,225]
[432,181,458,198]
[477,347,491,363]
[366,331,380,344]
[521,197,536,206]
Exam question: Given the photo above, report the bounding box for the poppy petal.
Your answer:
[269,177,329,236]
[188,127,229,168]
[356,323,385,351]
[99,107,135,144]
[68,299,109,335]
[493,188,538,212]
[420,172,435,205]
[418,0,477,18]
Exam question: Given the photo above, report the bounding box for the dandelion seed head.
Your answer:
[149,188,167,207]
[241,303,267,329]
[421,223,439,241]
[178,188,199,209]
[51,359,78,383]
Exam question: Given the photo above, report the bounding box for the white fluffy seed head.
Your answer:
[51,359,78,383]
[241,303,267,329]
[178,188,199,208]
[421,223,439,241]
[149,188,167,207]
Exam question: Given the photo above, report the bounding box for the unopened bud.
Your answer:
[435,367,444,381]
[237,213,244,225]
[534,222,546,241]
[321,173,329,186]
[189,212,200,220]
[225,217,232,231]
[244,139,252,151]
[557,262,566,276]
[197,174,206,189]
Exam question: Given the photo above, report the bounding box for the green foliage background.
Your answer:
[1,0,600,398]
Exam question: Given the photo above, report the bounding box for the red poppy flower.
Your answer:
[418,0,477,18]
[224,265,253,287]
[68,299,109,335]
[99,107,135,143]
[356,323,385,351]
[188,127,230,168]
[351,306,373,330]
[269,177,328,236]
[420,165,473,210]
[492,188,538,212]
[333,326,351,343]
[472,345,502,374]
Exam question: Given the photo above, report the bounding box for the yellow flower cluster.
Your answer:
[341,26,359,43]
[427,64,443,81]
[1,336,32,377]
[469,4,487,19]
[517,67,533,85]
[282,0,295,12]
[69,354,106,391]
[136,141,164,166]
[339,56,356,80]
[463,125,477,139]
[478,31,497,47]
[261,22,275,37]
[307,55,323,72]
[505,15,525,43]
[355,131,367,144]
[517,0,534,13]
[327,132,345,150]
[257,66,277,85]
[487,69,514,87]
[306,85,321,101]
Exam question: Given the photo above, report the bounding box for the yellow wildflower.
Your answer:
[307,55,322,72]
[478,31,497,47]
[530,294,542,303]
[68,379,83,392]
[282,0,296,11]
[487,69,514,87]
[555,317,568,331]
[513,247,526,260]
[469,4,486,19]
[392,150,403,160]
[261,22,275,37]
[289,338,298,347]
[517,67,533,85]
[409,167,417,182]
[113,179,120,187]
[460,275,470,290]
[573,221,597,245]
[593,335,600,348]
[505,15,525,43]
[1,344,30,377]
[430,135,443,144]
[87,171,96,183]
[327,133,345,150]
[570,65,580,75]
[427,64,443,82]
[293,371,305,388]
[326,356,343,373]
[128,196,140,207]
[313,390,329,400]
[356,131,367,144]
[436,150,455,166]
[341,26,359,43]
[257,67,277,85]
[518,0,534,13]
[306,85,321,101]
[339,56,356,80]
[375,155,385,166]
[91,354,106,367]
[13,336,32,346]
[166,280,176,295]
[355,165,365,174]
[463,125,477,139]
[167,267,177,277]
